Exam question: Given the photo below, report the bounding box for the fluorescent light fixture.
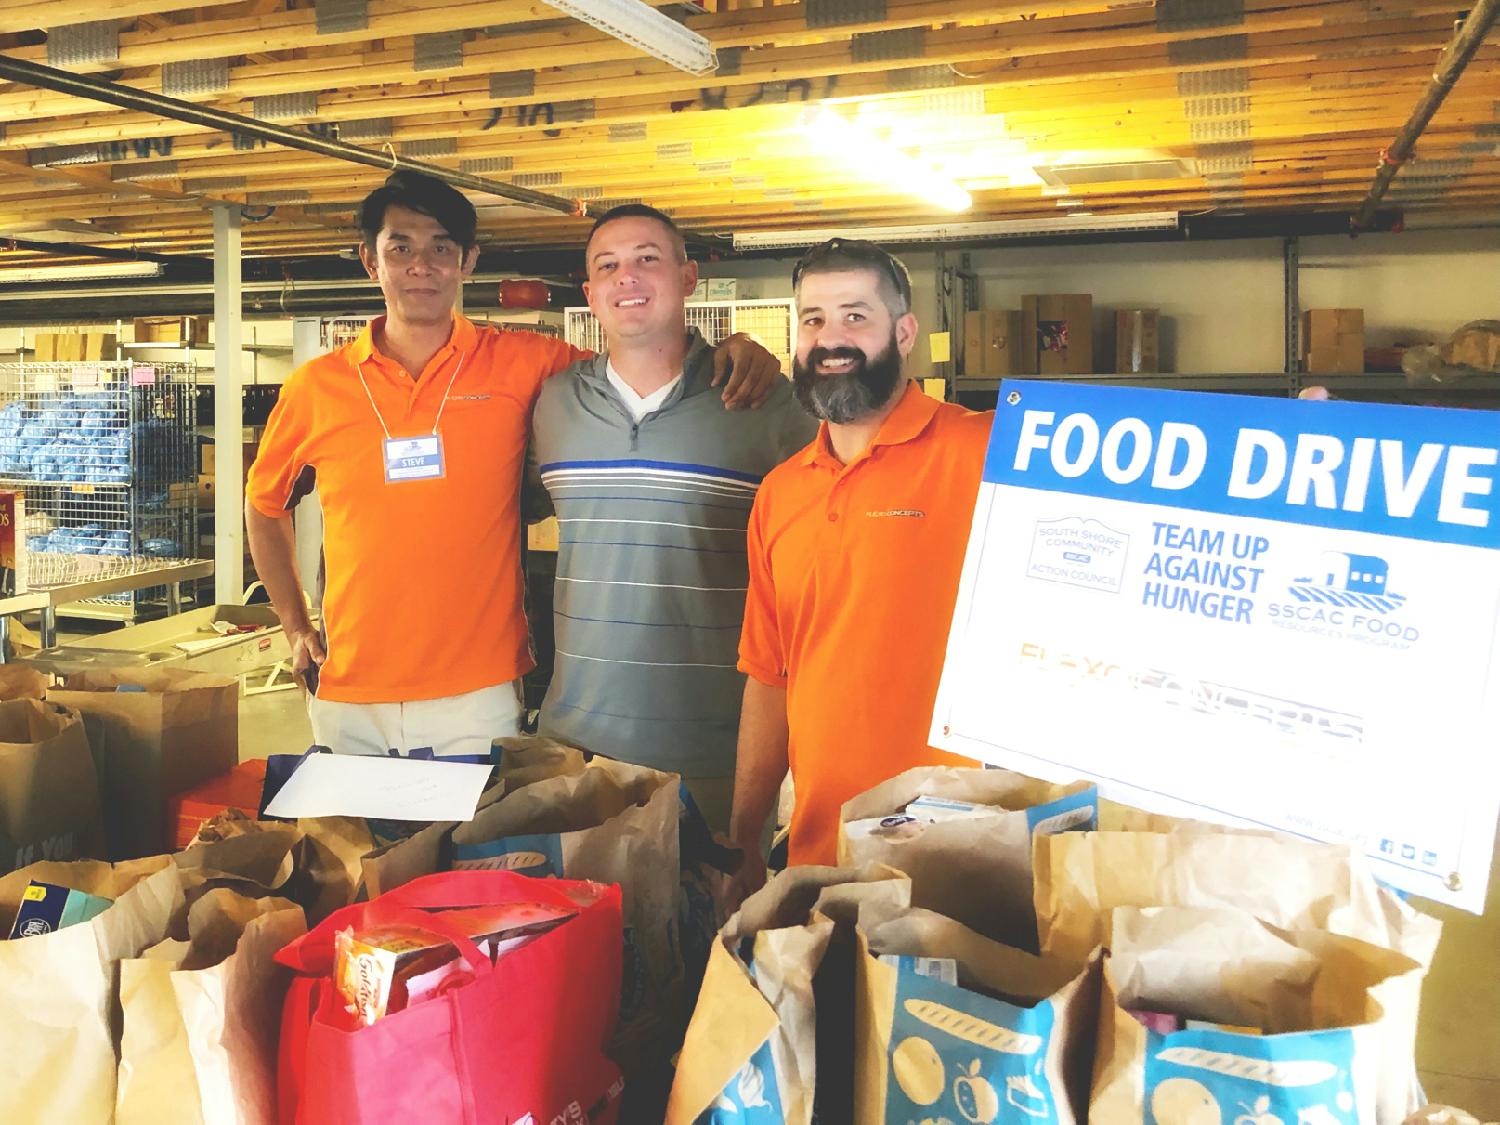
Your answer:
[542,0,716,75]
[732,212,1180,251]
[0,219,115,244]
[0,261,163,283]
[804,109,972,213]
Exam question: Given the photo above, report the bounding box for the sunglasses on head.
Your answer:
[791,238,912,309]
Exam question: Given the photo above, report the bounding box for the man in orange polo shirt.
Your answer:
[728,238,993,892]
[246,171,776,758]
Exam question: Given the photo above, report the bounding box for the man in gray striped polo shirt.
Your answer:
[528,205,815,829]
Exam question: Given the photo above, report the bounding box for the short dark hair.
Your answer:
[792,237,912,318]
[587,203,686,264]
[358,171,478,249]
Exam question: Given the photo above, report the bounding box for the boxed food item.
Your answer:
[7,879,112,937]
[132,316,206,346]
[1302,308,1364,374]
[961,310,1022,377]
[1021,294,1093,375]
[334,900,581,1025]
[1114,308,1159,373]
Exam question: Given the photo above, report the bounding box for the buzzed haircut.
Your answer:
[792,238,913,319]
[358,170,478,250]
[587,203,687,264]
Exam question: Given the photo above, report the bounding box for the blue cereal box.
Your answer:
[8,880,112,938]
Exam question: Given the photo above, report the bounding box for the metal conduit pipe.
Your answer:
[0,53,595,216]
[1352,0,1500,230]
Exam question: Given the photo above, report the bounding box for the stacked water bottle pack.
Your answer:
[0,396,130,484]
[27,525,132,557]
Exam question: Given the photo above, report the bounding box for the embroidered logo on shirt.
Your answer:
[450,393,492,401]
[867,509,925,519]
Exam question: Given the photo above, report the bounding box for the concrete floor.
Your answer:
[237,685,1500,1116]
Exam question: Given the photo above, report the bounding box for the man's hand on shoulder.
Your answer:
[712,332,782,410]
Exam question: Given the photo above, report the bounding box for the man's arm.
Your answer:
[522,440,554,524]
[711,333,781,410]
[245,503,324,686]
[726,676,790,907]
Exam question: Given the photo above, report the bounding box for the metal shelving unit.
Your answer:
[0,359,203,622]
[565,299,797,376]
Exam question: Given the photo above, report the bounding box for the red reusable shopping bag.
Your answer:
[275,869,624,1125]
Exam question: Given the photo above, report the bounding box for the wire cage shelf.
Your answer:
[564,299,797,374]
[0,360,201,618]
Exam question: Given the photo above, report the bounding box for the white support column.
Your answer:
[212,204,244,604]
[290,317,324,609]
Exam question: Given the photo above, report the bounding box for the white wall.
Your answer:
[700,227,1500,376]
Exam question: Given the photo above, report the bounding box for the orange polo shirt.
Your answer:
[247,314,586,703]
[738,382,994,865]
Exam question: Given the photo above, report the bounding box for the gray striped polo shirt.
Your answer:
[528,329,817,777]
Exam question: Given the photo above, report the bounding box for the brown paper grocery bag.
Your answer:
[668,864,910,1124]
[116,889,305,1125]
[0,663,47,701]
[0,856,183,1120]
[666,913,833,1124]
[1034,827,1441,967]
[0,697,105,872]
[51,667,238,859]
[1091,905,1425,1125]
[182,811,372,923]
[492,734,587,794]
[855,898,1098,1124]
[839,765,1097,950]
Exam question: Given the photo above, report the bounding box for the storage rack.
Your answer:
[565,299,797,375]
[0,359,202,621]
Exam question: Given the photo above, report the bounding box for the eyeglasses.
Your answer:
[790,237,912,310]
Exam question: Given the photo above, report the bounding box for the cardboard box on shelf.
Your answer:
[1301,308,1364,373]
[1021,294,1093,375]
[962,310,1022,378]
[82,332,118,361]
[32,332,111,362]
[199,440,261,478]
[528,516,559,552]
[132,316,206,346]
[1114,309,1160,374]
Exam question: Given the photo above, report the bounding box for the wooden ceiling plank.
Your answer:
[0,1,207,36]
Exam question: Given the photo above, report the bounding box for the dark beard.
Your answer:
[791,334,904,424]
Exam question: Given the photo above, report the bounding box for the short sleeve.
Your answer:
[245,368,314,519]
[737,492,788,687]
[540,336,592,378]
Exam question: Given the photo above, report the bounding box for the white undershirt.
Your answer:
[606,359,682,423]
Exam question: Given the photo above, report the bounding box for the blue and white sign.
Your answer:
[930,380,1500,911]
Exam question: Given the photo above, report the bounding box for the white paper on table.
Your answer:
[263,754,492,821]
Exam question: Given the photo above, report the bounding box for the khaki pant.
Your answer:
[308,680,523,760]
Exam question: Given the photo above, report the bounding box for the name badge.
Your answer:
[384,434,445,482]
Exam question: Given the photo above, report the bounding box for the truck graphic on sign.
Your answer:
[1288,551,1405,613]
